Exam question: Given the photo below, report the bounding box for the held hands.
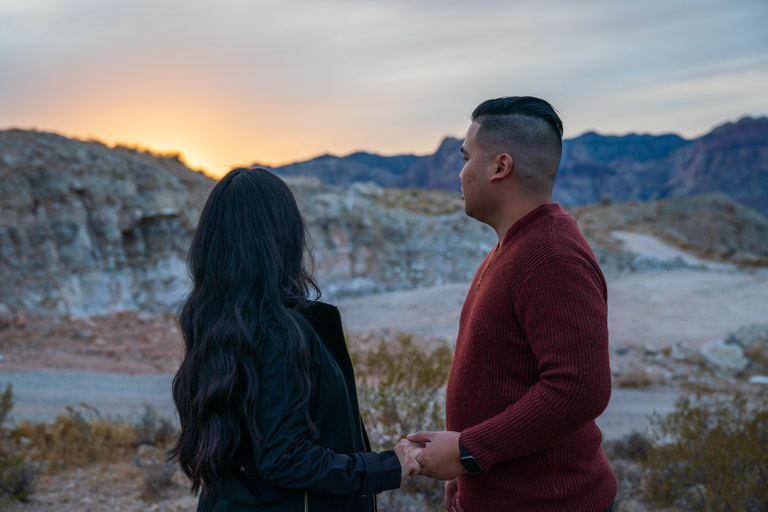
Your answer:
[406,431,467,481]
[394,439,423,480]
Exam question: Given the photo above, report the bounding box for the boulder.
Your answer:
[698,339,749,376]
[726,324,768,366]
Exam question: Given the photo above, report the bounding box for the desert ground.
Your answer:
[0,232,766,511]
[2,232,766,432]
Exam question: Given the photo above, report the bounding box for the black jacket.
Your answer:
[197,302,401,512]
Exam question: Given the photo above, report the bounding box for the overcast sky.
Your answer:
[1,0,766,177]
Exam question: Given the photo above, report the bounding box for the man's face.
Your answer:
[459,121,493,220]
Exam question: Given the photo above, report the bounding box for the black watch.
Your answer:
[458,437,484,474]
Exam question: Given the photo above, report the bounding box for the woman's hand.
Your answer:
[394,439,423,480]
[445,478,463,512]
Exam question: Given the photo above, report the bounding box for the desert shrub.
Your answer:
[13,405,137,471]
[134,405,176,448]
[0,383,38,503]
[352,334,453,510]
[141,461,177,501]
[643,393,768,511]
[602,432,652,463]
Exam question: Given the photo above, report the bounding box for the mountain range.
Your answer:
[260,116,768,216]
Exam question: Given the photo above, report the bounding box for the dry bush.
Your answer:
[352,334,453,510]
[614,366,666,389]
[0,383,39,503]
[602,432,651,463]
[643,394,768,511]
[14,406,138,471]
[745,344,768,369]
[134,405,176,448]
[140,462,177,502]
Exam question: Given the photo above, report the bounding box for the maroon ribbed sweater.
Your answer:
[445,203,617,512]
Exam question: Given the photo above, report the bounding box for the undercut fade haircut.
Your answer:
[471,96,564,193]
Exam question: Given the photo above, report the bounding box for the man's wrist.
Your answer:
[458,435,484,474]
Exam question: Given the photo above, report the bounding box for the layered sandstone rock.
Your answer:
[0,130,214,316]
[0,130,495,316]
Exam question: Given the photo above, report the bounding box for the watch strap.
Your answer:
[458,437,484,474]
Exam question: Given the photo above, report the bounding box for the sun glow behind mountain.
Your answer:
[1,0,766,178]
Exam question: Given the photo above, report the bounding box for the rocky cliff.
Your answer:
[0,130,215,317]
[0,130,495,317]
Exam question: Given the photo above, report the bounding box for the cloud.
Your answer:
[1,0,766,176]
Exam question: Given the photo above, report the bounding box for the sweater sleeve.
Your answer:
[249,340,401,495]
[459,259,612,471]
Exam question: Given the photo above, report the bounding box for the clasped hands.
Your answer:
[393,430,466,481]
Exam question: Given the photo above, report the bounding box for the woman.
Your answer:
[169,167,421,511]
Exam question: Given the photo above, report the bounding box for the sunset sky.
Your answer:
[1,0,767,178]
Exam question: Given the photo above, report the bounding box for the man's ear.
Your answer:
[489,153,513,183]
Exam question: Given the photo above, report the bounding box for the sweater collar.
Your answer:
[500,202,563,247]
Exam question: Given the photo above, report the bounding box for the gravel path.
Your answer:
[0,369,679,440]
[338,269,768,349]
[0,370,176,424]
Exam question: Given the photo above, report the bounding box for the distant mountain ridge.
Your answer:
[263,116,768,216]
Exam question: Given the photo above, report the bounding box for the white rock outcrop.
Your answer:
[698,339,749,376]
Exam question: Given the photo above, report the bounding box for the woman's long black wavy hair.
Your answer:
[168,167,320,494]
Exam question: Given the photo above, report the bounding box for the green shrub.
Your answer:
[643,393,768,511]
[352,333,453,510]
[0,383,38,503]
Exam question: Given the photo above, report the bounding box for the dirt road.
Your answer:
[0,369,679,440]
[338,269,768,349]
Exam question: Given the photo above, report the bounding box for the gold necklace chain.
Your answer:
[475,243,500,293]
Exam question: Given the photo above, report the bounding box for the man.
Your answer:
[408,97,617,511]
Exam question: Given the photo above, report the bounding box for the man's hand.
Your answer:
[445,478,463,512]
[406,431,466,481]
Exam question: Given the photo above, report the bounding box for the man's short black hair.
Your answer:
[469,96,563,193]
[471,96,563,141]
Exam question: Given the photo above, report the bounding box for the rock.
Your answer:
[71,328,95,341]
[670,342,688,361]
[642,345,659,357]
[0,130,215,317]
[614,346,630,355]
[0,304,12,330]
[727,324,768,367]
[698,339,749,376]
[137,311,154,324]
[727,323,768,348]
[748,375,768,385]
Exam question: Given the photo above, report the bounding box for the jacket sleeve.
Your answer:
[249,340,401,495]
[459,259,612,471]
